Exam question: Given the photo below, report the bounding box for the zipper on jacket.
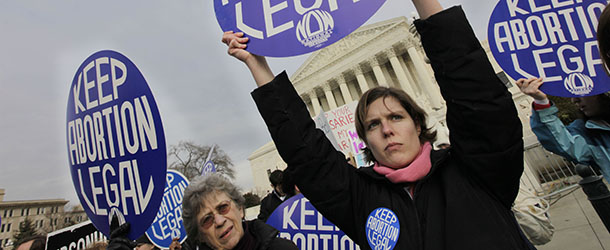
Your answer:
[399,185,424,249]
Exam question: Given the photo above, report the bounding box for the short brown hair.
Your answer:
[355,87,436,163]
[598,5,610,75]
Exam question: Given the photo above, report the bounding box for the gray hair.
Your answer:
[182,173,245,244]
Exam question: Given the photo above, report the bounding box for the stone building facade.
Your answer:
[0,189,88,248]
[248,16,540,195]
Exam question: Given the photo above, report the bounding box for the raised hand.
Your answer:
[169,237,182,250]
[220,31,273,87]
[221,31,252,63]
[516,78,548,101]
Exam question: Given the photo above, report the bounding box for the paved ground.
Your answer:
[536,186,610,250]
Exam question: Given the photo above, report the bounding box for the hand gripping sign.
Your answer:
[145,170,189,249]
[488,0,610,97]
[66,50,167,240]
[214,0,387,57]
[266,194,359,249]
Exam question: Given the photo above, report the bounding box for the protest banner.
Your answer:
[145,170,189,249]
[214,0,387,57]
[266,194,360,250]
[488,0,610,97]
[66,50,167,240]
[314,110,341,152]
[46,220,107,250]
[323,102,367,168]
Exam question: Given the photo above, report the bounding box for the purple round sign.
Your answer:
[214,0,387,57]
[66,50,167,240]
[488,0,610,97]
[266,194,358,249]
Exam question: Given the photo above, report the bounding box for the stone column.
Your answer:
[336,75,352,104]
[386,48,416,96]
[406,42,441,109]
[369,58,388,87]
[309,89,322,116]
[323,84,338,110]
[353,66,369,94]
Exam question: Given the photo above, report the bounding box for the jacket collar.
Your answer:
[357,148,451,182]
[586,119,610,131]
[197,220,278,250]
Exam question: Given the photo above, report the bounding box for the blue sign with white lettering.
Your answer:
[66,50,167,240]
[266,194,358,249]
[366,208,399,250]
[202,160,216,175]
[146,170,189,249]
[488,0,610,97]
[214,0,387,57]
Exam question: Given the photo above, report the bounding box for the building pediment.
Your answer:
[291,16,409,83]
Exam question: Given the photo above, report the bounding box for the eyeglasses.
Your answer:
[200,200,232,229]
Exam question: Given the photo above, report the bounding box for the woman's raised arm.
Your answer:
[411,0,443,20]
[221,31,274,87]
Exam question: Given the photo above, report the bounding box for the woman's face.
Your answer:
[571,95,605,118]
[196,191,244,250]
[364,96,421,168]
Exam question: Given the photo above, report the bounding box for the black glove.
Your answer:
[107,216,136,250]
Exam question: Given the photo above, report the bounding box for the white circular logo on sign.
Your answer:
[296,9,334,48]
[564,72,594,96]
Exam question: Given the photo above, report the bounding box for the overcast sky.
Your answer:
[0,0,497,205]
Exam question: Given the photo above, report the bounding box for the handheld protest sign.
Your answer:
[46,220,107,250]
[214,0,387,57]
[202,161,216,176]
[66,50,167,240]
[145,170,189,249]
[488,0,610,97]
[266,194,359,249]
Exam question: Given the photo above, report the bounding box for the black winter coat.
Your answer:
[198,220,297,250]
[258,191,285,222]
[252,6,530,250]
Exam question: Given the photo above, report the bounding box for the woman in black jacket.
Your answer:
[222,0,531,249]
[181,174,297,250]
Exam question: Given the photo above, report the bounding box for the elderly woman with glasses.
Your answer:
[182,173,298,250]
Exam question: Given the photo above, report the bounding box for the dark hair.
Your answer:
[182,173,245,245]
[598,5,610,75]
[355,87,436,163]
[16,235,46,250]
[268,170,283,187]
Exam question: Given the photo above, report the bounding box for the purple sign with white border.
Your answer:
[266,194,359,249]
[488,0,610,97]
[214,0,387,57]
[145,170,189,249]
[66,50,166,240]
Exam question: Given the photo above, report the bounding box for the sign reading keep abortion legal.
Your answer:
[145,170,189,249]
[266,194,359,250]
[214,0,387,57]
[488,0,610,97]
[66,50,167,240]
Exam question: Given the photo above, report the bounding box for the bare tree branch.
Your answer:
[168,141,235,180]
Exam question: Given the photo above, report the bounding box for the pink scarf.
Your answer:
[373,142,432,184]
